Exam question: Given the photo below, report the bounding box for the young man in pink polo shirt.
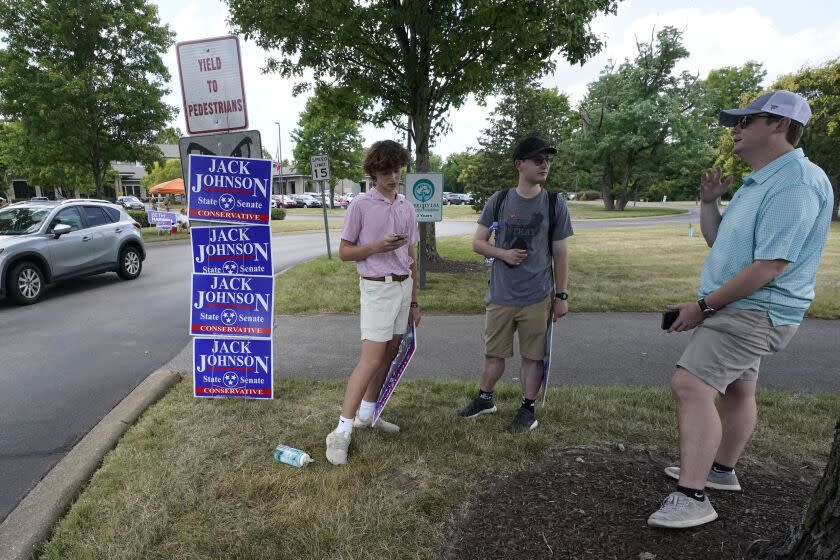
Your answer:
[325,140,421,466]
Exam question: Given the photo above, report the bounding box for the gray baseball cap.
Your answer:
[718,90,811,127]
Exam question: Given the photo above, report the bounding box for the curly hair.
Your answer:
[363,140,410,178]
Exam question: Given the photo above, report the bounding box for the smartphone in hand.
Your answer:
[661,309,679,330]
[392,232,408,240]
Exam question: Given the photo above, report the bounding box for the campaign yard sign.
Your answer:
[191,225,272,276]
[372,321,417,425]
[193,338,273,399]
[148,210,178,226]
[188,154,271,224]
[190,274,274,338]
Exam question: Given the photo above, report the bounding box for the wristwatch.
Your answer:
[555,292,569,301]
[697,297,715,317]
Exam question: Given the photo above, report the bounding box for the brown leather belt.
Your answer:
[362,274,410,282]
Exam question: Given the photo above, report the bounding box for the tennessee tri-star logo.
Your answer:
[222,261,239,274]
[221,308,237,325]
[223,371,240,387]
[219,193,235,211]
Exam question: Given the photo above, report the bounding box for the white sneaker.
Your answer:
[647,492,718,529]
[664,466,742,491]
[325,430,351,465]
[353,415,400,432]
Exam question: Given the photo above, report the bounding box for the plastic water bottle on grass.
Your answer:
[273,443,314,467]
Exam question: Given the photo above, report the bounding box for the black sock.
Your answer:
[478,390,494,401]
[677,485,705,501]
[521,398,536,412]
[712,461,734,473]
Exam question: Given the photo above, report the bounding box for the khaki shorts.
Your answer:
[359,277,413,342]
[485,296,552,360]
[678,308,798,393]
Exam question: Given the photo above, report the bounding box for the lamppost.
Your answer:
[274,121,283,194]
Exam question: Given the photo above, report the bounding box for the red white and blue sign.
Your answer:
[190,274,274,338]
[373,321,417,424]
[187,154,271,224]
[193,338,273,399]
[191,225,272,276]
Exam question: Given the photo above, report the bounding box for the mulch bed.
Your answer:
[425,259,486,274]
[440,446,822,560]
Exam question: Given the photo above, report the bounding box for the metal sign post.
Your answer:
[311,155,332,259]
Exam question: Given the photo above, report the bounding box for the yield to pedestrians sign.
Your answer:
[176,35,248,134]
[405,173,443,222]
[187,154,271,224]
[193,338,273,399]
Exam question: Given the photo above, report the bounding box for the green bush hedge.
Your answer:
[574,190,602,201]
[271,207,286,220]
[128,210,150,227]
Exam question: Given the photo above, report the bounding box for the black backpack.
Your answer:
[491,188,559,254]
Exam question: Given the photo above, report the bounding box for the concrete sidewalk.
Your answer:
[167,312,840,393]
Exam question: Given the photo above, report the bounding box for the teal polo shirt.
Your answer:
[699,148,834,326]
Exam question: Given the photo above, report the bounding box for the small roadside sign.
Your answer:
[176,35,248,134]
[373,321,417,425]
[190,274,274,338]
[147,210,178,226]
[405,172,443,222]
[310,155,330,181]
[191,225,273,276]
[187,154,271,224]
[193,338,273,399]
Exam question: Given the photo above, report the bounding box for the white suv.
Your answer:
[0,199,146,305]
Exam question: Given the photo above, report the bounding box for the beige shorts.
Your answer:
[485,296,552,360]
[359,277,413,342]
[678,308,798,393]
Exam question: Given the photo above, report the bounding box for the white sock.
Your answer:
[336,416,354,434]
[357,400,376,421]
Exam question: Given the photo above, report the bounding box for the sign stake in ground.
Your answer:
[176,35,248,134]
[311,155,332,259]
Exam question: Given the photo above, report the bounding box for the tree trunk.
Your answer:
[749,419,840,559]
[831,179,838,221]
[600,174,615,211]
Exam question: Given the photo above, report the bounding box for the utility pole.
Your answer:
[274,121,283,194]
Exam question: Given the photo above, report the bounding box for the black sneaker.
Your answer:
[506,407,538,433]
[458,396,497,418]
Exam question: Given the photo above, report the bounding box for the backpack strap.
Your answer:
[548,191,557,255]
[492,188,511,225]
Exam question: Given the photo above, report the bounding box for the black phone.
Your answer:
[661,309,679,330]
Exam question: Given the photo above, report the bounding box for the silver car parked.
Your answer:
[0,198,146,305]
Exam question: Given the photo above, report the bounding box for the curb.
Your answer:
[0,369,182,560]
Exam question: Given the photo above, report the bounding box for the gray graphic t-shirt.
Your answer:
[478,188,573,306]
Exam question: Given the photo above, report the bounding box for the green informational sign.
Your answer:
[405,172,443,222]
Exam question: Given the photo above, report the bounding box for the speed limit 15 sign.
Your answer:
[310,155,330,181]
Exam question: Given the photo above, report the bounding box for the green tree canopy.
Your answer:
[142,159,182,190]
[291,84,364,207]
[571,27,715,210]
[0,0,176,200]
[460,80,576,209]
[228,0,620,259]
[442,150,477,193]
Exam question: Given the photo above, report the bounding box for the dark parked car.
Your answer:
[116,195,146,211]
[0,199,145,304]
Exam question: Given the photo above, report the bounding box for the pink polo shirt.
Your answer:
[341,188,419,277]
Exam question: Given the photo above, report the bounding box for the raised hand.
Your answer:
[700,168,733,203]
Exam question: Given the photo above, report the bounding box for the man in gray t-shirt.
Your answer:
[458,136,573,433]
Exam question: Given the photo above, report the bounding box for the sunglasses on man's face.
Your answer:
[733,114,778,129]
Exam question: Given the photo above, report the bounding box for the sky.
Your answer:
[151,0,840,162]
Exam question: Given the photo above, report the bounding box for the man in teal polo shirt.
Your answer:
[648,90,834,529]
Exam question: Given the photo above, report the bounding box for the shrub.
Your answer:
[271,207,286,220]
[128,210,150,227]
[575,190,602,201]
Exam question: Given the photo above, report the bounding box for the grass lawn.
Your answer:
[270,219,342,233]
[141,227,190,243]
[285,207,346,217]
[442,202,687,221]
[38,378,840,560]
[277,223,840,318]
